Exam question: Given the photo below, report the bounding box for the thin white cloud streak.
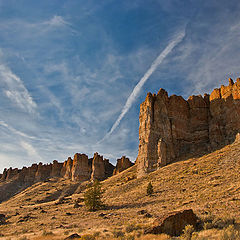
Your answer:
[43,15,80,35]
[102,30,185,140]
[45,15,69,27]
[0,64,37,114]
[20,141,42,161]
[0,120,37,139]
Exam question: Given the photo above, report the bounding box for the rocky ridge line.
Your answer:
[0,152,134,202]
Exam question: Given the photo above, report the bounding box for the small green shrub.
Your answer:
[42,230,54,236]
[213,217,236,229]
[81,234,96,240]
[181,225,195,240]
[125,223,141,233]
[203,221,214,230]
[221,225,240,240]
[126,235,135,240]
[93,231,100,237]
[112,229,125,238]
[146,182,153,196]
[19,237,28,240]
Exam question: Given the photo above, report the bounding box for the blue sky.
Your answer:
[0,0,240,171]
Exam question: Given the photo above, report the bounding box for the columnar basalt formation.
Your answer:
[71,153,91,181]
[61,157,73,179]
[51,160,63,177]
[91,153,105,181]
[103,159,115,178]
[113,156,134,175]
[35,163,52,182]
[137,78,240,177]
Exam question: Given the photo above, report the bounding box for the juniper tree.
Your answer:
[84,180,104,211]
[147,182,153,196]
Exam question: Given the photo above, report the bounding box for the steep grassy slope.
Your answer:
[0,139,239,239]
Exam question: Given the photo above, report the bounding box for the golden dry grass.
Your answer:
[0,140,240,239]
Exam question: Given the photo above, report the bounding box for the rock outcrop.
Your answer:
[71,153,91,181]
[137,78,240,176]
[113,156,134,175]
[103,159,115,178]
[145,209,198,236]
[0,151,132,202]
[91,153,106,181]
[61,157,73,179]
[1,152,130,186]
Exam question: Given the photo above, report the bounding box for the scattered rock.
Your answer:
[137,210,147,215]
[64,233,81,239]
[73,202,80,208]
[144,213,152,218]
[98,213,106,217]
[66,212,72,216]
[17,214,35,223]
[144,209,198,236]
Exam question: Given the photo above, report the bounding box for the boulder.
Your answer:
[145,209,198,236]
[64,233,81,239]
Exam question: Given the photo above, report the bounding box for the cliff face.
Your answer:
[0,152,130,202]
[137,78,240,177]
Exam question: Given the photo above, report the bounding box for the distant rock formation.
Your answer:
[113,156,134,175]
[137,78,240,177]
[0,152,130,185]
[0,151,132,202]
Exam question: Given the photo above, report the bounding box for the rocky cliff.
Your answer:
[113,156,134,175]
[0,153,131,202]
[136,78,240,176]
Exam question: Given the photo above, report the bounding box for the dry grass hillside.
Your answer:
[0,139,240,240]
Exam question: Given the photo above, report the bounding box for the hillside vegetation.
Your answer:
[0,139,239,239]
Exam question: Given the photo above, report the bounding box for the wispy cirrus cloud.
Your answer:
[0,63,37,114]
[20,141,42,161]
[0,120,37,139]
[44,15,69,27]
